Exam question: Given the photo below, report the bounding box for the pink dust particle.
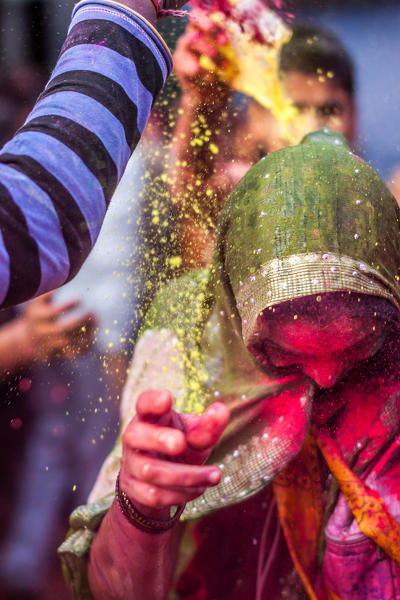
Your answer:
[18,378,31,392]
[190,0,290,41]
[50,385,69,404]
[10,418,23,430]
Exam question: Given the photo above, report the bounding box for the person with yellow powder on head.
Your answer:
[169,16,356,270]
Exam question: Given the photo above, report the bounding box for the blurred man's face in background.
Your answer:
[245,70,355,155]
[284,70,355,141]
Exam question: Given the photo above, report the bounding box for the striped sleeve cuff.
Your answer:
[72,0,173,79]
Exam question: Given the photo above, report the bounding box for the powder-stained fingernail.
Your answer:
[208,470,220,484]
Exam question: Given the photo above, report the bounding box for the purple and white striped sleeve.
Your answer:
[0,0,172,307]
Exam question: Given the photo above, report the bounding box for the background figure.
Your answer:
[0,293,96,600]
[0,353,110,600]
[0,42,103,600]
[237,22,356,155]
[0,61,93,600]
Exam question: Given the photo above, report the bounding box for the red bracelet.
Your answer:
[115,473,185,534]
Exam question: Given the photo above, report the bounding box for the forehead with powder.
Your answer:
[260,292,398,328]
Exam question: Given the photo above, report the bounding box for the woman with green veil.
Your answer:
[60,128,400,599]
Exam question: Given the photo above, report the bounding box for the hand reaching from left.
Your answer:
[21,292,97,362]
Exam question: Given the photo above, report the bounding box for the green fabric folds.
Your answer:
[222,127,400,342]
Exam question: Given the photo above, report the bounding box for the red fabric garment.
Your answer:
[321,432,400,599]
[175,487,296,599]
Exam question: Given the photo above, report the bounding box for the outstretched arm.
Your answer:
[0,0,172,307]
[88,389,230,600]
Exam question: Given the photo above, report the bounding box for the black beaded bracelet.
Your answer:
[115,473,185,534]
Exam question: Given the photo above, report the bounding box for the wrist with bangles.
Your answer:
[115,473,185,534]
[73,0,176,61]
[75,0,187,20]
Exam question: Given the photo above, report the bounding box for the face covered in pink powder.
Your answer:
[249,292,392,389]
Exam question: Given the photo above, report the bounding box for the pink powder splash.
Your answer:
[190,0,293,43]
